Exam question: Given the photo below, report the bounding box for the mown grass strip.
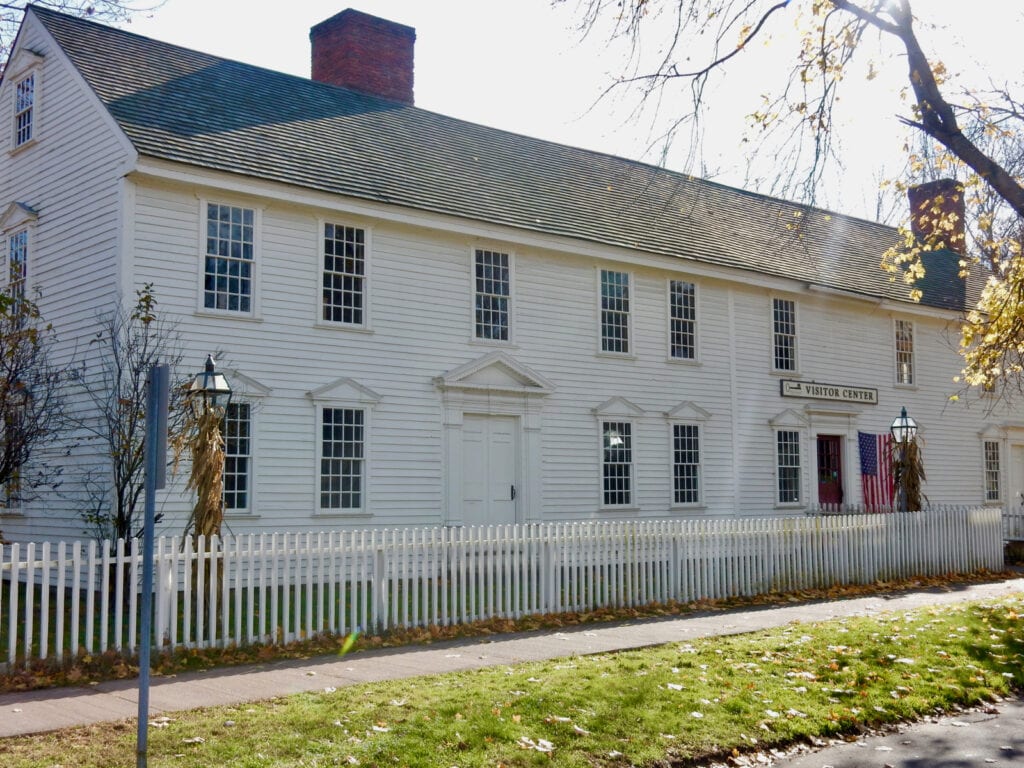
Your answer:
[2,594,1023,767]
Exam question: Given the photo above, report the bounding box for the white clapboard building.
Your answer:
[0,6,1017,541]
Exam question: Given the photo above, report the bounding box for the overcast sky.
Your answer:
[122,1,1024,222]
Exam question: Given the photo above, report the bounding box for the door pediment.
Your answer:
[434,351,554,396]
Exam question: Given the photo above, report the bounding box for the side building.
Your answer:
[0,7,1015,541]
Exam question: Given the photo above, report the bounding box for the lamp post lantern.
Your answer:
[890,406,919,512]
[183,355,232,541]
[186,354,232,412]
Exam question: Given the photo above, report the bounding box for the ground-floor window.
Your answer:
[672,423,701,505]
[776,430,801,504]
[223,402,251,512]
[601,421,633,506]
[320,407,364,511]
[984,440,1001,502]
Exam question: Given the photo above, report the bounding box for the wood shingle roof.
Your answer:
[28,5,968,310]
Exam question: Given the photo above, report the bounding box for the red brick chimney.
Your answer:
[310,9,416,105]
[907,178,966,255]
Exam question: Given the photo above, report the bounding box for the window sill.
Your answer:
[671,504,706,512]
[194,310,263,323]
[314,511,372,519]
[770,369,801,377]
[8,138,38,157]
[600,505,640,514]
[0,509,24,518]
[596,351,637,361]
[894,383,918,391]
[666,356,701,366]
[469,338,517,348]
[774,503,805,511]
[314,322,373,334]
[224,512,260,521]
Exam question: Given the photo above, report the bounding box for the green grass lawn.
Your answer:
[2,594,1023,767]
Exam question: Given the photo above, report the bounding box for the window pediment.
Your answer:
[0,202,37,234]
[769,408,808,428]
[226,369,272,398]
[593,396,645,418]
[434,351,554,396]
[307,377,381,405]
[665,401,710,422]
[4,50,43,81]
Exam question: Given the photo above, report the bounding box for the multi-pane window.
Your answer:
[669,280,696,359]
[14,74,34,147]
[895,319,914,385]
[204,203,254,312]
[323,223,366,325]
[601,421,633,506]
[474,249,510,340]
[984,440,1001,502]
[672,423,701,505]
[776,430,801,504]
[222,403,251,512]
[601,270,630,354]
[320,407,364,511]
[772,298,797,371]
[8,230,27,302]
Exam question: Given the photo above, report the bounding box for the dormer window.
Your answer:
[14,74,34,148]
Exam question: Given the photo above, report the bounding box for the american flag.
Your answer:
[858,432,894,512]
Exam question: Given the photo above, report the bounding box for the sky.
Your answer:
[120,0,1024,223]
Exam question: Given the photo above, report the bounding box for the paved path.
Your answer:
[1,574,1023,754]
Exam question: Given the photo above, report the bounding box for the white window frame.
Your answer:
[319,220,371,329]
[7,227,28,301]
[598,268,633,357]
[12,71,37,150]
[599,419,635,508]
[774,428,803,506]
[316,405,368,515]
[771,296,799,373]
[667,278,698,362]
[983,439,1002,503]
[222,401,254,516]
[670,422,702,507]
[197,199,261,318]
[894,318,915,386]
[471,247,514,344]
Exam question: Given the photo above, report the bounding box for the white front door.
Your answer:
[462,414,518,525]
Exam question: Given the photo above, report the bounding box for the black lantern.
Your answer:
[186,354,232,411]
[889,406,918,444]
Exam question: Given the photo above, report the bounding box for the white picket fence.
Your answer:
[0,506,1004,669]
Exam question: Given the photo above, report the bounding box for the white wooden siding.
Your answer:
[0,15,135,540]
[112,175,1006,534]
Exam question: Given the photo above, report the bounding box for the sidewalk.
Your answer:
[2,574,1023,743]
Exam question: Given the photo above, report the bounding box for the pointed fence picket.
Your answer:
[0,506,1006,669]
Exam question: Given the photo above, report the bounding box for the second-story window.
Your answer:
[895,319,914,385]
[14,74,34,148]
[204,203,254,313]
[669,279,696,359]
[772,298,797,371]
[474,248,510,340]
[323,223,366,326]
[600,269,630,354]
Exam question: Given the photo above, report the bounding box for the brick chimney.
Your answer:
[310,9,416,105]
[907,178,966,255]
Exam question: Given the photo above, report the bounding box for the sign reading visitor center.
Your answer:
[779,379,878,405]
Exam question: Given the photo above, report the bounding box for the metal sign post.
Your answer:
[137,364,169,768]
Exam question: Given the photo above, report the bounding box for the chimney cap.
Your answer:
[310,8,415,42]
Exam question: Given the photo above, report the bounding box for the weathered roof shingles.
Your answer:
[28,6,967,310]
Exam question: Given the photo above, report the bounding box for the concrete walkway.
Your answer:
[1,574,1023,750]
